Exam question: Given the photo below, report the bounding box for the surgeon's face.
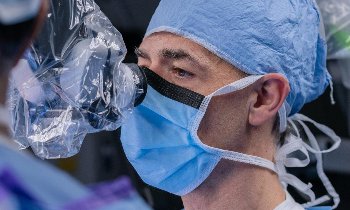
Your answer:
[136,32,246,95]
[137,32,252,151]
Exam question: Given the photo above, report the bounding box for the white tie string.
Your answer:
[275,113,341,209]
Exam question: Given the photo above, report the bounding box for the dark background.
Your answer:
[49,1,350,209]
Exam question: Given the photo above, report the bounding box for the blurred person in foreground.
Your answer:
[0,1,151,209]
[120,0,341,209]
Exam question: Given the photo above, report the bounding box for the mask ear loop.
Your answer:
[191,75,280,173]
[280,114,341,209]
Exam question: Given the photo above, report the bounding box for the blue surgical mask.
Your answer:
[121,68,276,196]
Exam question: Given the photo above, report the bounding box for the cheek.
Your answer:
[197,93,250,151]
[196,73,244,96]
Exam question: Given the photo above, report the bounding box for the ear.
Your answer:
[248,73,290,126]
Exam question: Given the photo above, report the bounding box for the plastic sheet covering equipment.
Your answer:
[7,0,146,159]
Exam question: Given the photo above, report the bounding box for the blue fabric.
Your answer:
[121,86,221,196]
[0,144,90,207]
[0,169,45,210]
[0,141,152,209]
[0,0,41,25]
[121,75,265,196]
[146,0,330,116]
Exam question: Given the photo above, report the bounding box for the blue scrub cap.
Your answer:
[145,0,330,117]
[0,0,41,25]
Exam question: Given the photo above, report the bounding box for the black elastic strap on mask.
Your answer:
[142,67,205,109]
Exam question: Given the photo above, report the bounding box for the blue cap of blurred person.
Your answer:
[0,0,46,73]
[0,0,41,25]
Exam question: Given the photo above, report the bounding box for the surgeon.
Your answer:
[120,0,341,209]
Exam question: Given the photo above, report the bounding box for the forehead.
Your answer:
[140,32,221,64]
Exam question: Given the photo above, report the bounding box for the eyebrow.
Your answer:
[160,48,196,62]
[135,47,203,68]
[134,47,150,59]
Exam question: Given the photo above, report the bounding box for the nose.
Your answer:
[146,63,176,85]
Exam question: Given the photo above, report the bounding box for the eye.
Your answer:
[134,47,143,58]
[172,68,194,79]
